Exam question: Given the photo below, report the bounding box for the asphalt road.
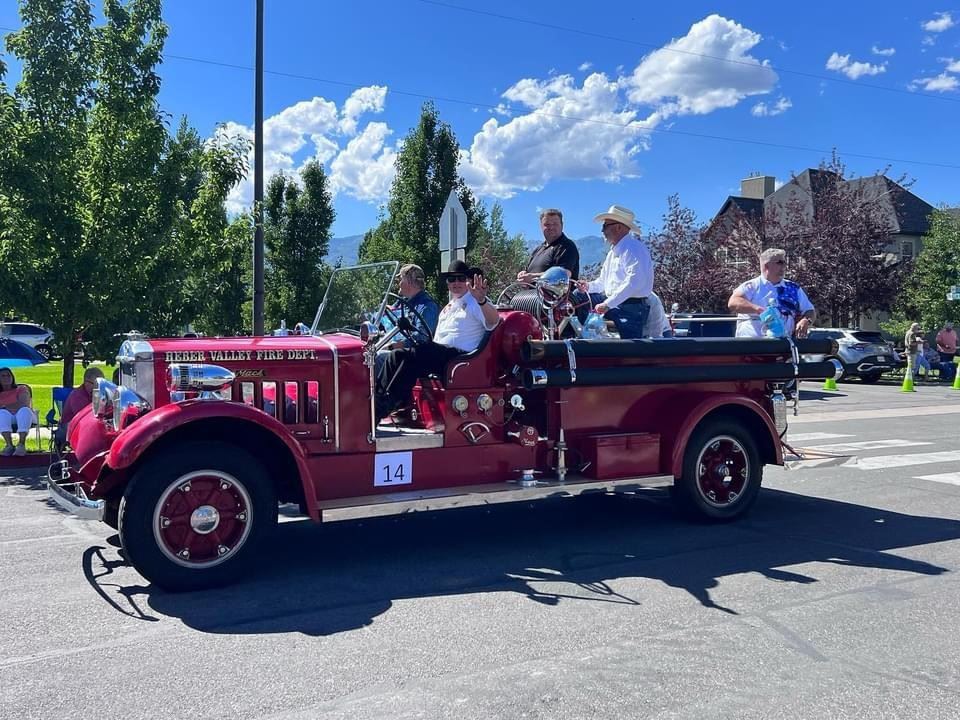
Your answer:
[2,380,960,720]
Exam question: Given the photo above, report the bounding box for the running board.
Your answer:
[317,474,675,521]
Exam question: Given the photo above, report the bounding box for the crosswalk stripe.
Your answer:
[803,439,931,454]
[844,450,960,471]
[914,472,960,486]
[786,432,854,443]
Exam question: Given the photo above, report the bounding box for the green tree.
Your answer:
[0,1,247,382]
[263,159,335,330]
[886,209,960,337]
[359,102,482,296]
[470,201,528,296]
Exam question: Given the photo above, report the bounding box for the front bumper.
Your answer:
[46,460,105,521]
[848,355,897,374]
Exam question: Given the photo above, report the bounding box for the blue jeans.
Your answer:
[574,291,649,339]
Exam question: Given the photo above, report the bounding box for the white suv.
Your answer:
[805,328,898,383]
[0,322,54,359]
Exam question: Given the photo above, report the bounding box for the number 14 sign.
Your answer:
[374,451,413,487]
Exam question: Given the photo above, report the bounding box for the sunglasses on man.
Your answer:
[445,274,468,283]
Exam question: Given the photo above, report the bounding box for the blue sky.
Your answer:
[2,1,959,242]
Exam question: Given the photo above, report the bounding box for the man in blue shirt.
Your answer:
[391,264,439,347]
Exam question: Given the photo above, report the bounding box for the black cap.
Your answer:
[440,259,480,279]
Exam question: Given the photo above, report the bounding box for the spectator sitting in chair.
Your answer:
[0,367,33,456]
[375,260,499,424]
[56,367,104,447]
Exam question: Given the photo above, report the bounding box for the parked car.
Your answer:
[0,321,54,359]
[803,328,898,382]
[671,313,737,338]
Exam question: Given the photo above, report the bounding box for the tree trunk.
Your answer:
[62,346,76,389]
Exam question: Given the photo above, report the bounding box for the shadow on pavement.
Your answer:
[88,488,960,636]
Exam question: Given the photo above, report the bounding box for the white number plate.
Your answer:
[374,451,413,487]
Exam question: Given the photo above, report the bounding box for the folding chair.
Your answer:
[45,386,72,453]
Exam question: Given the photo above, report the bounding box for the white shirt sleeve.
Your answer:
[604,237,653,310]
[797,286,814,315]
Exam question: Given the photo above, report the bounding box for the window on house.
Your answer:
[901,240,913,259]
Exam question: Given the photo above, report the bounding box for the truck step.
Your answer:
[316,473,675,521]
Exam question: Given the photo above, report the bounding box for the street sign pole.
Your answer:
[439,190,468,270]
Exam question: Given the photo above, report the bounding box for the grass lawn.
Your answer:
[4,361,107,452]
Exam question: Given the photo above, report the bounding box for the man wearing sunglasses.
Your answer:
[375,260,499,423]
[575,205,654,339]
[728,248,815,338]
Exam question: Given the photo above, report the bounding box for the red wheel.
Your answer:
[674,419,762,521]
[119,442,276,591]
[153,470,254,568]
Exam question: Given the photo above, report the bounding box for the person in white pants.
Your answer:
[0,367,34,456]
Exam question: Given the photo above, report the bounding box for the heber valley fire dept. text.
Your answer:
[163,349,318,363]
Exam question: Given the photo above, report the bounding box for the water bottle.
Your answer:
[581,312,609,339]
[759,298,786,338]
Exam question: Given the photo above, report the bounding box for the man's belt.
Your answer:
[620,297,648,306]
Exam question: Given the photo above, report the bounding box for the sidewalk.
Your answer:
[794,378,960,424]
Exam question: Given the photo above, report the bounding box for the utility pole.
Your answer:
[252,0,265,335]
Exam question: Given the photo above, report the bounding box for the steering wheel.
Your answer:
[380,294,433,347]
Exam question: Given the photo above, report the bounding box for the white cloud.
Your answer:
[910,72,960,92]
[825,52,887,79]
[922,35,937,47]
[329,122,397,201]
[942,57,960,72]
[339,85,387,135]
[922,11,955,32]
[460,72,655,198]
[751,96,792,117]
[625,14,778,115]
[459,14,779,198]
[578,61,592,72]
[221,88,395,213]
[871,45,896,56]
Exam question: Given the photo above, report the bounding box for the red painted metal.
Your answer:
[582,432,660,480]
[694,437,748,507]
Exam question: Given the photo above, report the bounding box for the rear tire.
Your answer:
[36,344,51,360]
[118,441,276,591]
[673,418,762,522]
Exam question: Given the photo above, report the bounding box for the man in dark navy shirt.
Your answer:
[517,208,580,282]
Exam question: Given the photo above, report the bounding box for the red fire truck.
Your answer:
[48,262,838,591]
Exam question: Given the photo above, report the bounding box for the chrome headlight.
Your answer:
[92,378,118,419]
[113,386,150,430]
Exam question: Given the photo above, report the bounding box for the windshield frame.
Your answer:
[310,261,400,336]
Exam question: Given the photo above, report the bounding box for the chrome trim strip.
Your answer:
[375,433,445,452]
[316,337,340,450]
[563,338,577,383]
[319,474,675,521]
[449,361,469,381]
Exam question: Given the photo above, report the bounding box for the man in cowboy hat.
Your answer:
[575,205,654,339]
[517,208,580,282]
[375,260,500,423]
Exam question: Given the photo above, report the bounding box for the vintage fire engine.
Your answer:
[48,262,839,591]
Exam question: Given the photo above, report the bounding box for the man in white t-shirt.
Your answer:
[643,292,673,338]
[728,248,815,338]
[376,260,500,423]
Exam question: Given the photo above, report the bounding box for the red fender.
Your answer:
[669,395,782,478]
[106,401,317,519]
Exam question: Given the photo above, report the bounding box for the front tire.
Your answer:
[118,442,276,591]
[673,419,762,521]
[36,344,51,360]
[860,371,883,384]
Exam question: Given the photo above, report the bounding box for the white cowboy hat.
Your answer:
[593,205,642,234]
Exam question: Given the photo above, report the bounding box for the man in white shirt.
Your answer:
[728,248,815,338]
[575,205,654,339]
[376,260,500,423]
